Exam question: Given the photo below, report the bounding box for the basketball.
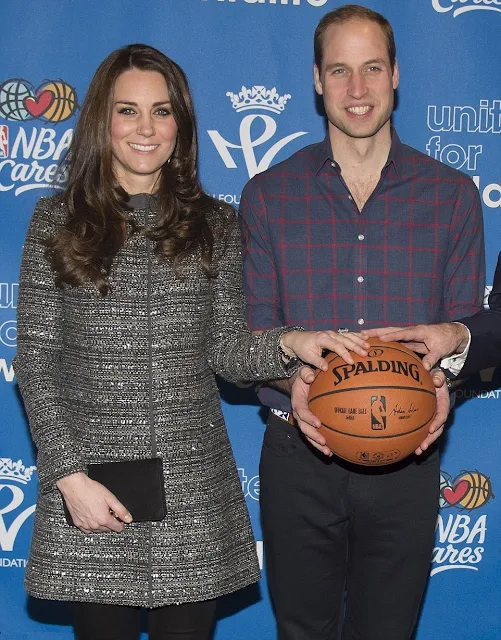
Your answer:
[308,338,437,466]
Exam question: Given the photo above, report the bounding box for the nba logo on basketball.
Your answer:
[370,396,386,430]
[0,125,8,158]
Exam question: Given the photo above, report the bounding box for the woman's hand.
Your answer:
[56,472,132,533]
[281,330,370,370]
[290,366,333,457]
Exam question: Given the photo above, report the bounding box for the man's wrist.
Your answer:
[440,323,471,378]
[452,322,470,354]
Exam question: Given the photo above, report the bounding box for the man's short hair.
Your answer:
[314,4,397,72]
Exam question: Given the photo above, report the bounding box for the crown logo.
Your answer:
[226,86,291,114]
[0,458,36,484]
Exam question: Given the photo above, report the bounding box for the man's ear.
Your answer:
[314,64,323,96]
[392,58,399,90]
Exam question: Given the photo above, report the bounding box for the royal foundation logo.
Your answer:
[208,85,308,204]
[432,0,501,17]
[0,78,77,196]
[0,458,37,566]
[432,468,494,576]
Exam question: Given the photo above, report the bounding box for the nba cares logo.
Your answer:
[0,78,78,123]
[432,0,501,17]
[208,85,308,178]
[0,78,77,196]
[432,469,494,576]
[0,458,36,552]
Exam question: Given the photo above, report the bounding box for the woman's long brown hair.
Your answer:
[48,44,219,295]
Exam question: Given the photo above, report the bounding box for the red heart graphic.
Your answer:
[442,480,470,505]
[24,90,54,117]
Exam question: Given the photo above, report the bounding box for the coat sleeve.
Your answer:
[460,251,501,376]
[14,198,86,491]
[206,209,300,383]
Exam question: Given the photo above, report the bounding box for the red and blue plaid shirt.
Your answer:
[240,130,485,411]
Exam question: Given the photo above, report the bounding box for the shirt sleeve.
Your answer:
[13,198,86,491]
[239,177,284,331]
[239,178,296,411]
[443,177,485,319]
[206,208,301,382]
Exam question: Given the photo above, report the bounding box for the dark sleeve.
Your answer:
[13,198,86,491]
[460,252,501,376]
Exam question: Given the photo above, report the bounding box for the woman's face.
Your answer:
[110,68,178,194]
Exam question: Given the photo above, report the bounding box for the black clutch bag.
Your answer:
[63,458,167,525]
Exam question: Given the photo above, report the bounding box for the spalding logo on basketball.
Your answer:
[308,338,437,466]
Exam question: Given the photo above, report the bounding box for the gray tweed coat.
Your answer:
[14,194,297,607]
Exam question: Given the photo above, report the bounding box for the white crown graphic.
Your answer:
[0,458,36,484]
[226,86,291,114]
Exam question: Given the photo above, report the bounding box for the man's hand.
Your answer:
[56,472,133,533]
[362,323,470,370]
[414,368,450,455]
[290,366,332,457]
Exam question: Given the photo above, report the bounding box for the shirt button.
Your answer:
[357,276,364,283]
[358,234,365,241]
[348,195,353,200]
[358,318,365,325]
[330,161,336,168]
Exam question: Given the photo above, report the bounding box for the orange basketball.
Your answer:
[308,338,437,466]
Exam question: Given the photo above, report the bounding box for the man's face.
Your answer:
[314,19,399,142]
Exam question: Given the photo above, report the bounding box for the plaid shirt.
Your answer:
[240,130,485,411]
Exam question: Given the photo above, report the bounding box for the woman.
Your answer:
[14,44,367,640]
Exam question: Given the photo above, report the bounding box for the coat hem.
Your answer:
[25,570,261,608]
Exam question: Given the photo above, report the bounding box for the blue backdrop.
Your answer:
[0,1,500,638]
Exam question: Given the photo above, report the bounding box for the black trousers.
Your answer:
[260,412,440,640]
[71,599,216,640]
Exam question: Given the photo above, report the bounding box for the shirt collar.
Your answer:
[310,126,403,179]
[309,137,334,175]
[385,127,403,179]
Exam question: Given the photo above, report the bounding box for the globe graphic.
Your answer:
[0,80,33,121]
[439,472,451,509]
[38,80,77,123]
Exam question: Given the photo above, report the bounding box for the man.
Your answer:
[364,252,501,379]
[239,5,485,639]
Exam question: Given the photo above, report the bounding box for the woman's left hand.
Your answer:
[281,330,370,370]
